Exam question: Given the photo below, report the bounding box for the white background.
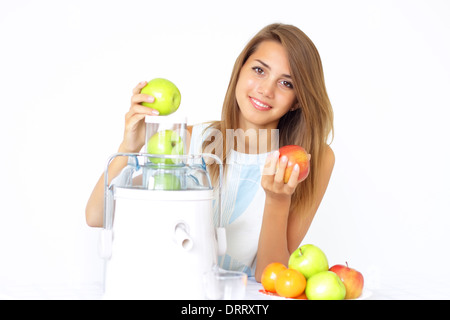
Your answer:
[1,0,449,299]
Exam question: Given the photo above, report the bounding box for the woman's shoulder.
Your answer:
[189,121,216,132]
[320,144,335,172]
[323,144,335,165]
[187,121,218,154]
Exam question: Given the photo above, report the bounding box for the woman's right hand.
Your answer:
[119,81,160,153]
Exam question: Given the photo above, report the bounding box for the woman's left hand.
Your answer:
[261,151,309,201]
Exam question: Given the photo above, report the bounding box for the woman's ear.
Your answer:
[290,103,300,112]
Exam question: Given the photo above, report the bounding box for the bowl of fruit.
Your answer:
[260,244,368,300]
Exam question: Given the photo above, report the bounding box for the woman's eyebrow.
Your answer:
[255,59,292,79]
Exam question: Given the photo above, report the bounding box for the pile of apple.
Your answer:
[262,244,364,300]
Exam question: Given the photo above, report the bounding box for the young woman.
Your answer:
[86,23,335,282]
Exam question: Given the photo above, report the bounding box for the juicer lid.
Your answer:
[145,115,187,124]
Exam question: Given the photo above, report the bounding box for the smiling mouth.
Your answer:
[250,97,272,110]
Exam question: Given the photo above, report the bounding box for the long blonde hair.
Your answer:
[203,23,334,212]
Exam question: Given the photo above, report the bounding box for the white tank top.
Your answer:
[189,123,268,276]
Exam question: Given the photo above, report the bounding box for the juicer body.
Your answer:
[104,188,216,299]
[100,153,225,300]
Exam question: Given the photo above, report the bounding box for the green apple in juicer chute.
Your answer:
[153,173,181,190]
[147,130,184,164]
[288,244,329,279]
[305,271,346,300]
[141,78,181,115]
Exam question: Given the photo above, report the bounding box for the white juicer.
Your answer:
[99,116,227,299]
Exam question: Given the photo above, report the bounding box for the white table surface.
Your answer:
[1,275,449,299]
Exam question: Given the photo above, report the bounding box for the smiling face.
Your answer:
[235,40,297,131]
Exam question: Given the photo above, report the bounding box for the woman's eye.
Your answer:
[281,80,293,89]
[252,67,264,75]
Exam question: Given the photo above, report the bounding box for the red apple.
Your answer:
[278,145,310,183]
[329,262,364,299]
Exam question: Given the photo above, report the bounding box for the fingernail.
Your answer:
[294,164,299,171]
[281,156,288,163]
[151,109,159,115]
[140,80,147,85]
[147,96,155,102]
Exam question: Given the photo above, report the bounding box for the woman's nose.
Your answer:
[257,79,275,98]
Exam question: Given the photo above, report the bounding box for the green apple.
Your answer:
[141,78,181,115]
[305,271,346,300]
[147,129,184,164]
[153,173,181,190]
[288,244,329,279]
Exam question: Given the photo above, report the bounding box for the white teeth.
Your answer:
[251,98,271,109]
